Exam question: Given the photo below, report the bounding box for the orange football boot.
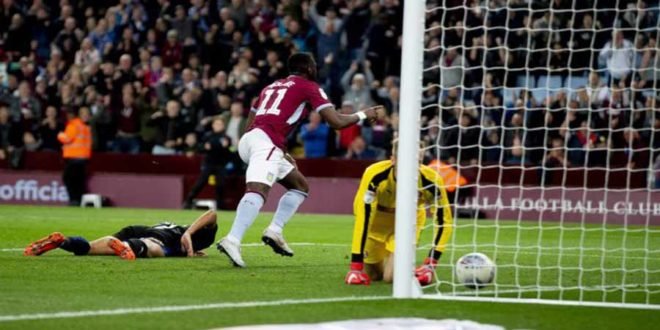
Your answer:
[108,238,136,260]
[24,232,66,256]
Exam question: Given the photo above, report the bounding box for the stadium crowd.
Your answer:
[0,0,658,181]
[423,0,660,178]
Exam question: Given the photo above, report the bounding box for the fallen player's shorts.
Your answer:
[238,128,295,186]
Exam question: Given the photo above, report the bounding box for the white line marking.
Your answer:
[441,283,660,297]
[422,295,660,310]
[3,242,657,260]
[0,296,390,323]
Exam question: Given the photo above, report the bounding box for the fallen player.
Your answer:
[24,210,218,260]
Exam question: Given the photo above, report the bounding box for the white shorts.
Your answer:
[238,129,295,186]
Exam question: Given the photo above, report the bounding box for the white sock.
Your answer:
[227,192,264,243]
[268,190,307,234]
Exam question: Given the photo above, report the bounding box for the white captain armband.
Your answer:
[355,111,367,123]
[363,190,376,204]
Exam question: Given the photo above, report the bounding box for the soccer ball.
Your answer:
[455,252,496,289]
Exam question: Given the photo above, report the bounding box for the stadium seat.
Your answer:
[533,75,564,101]
[80,194,103,208]
[566,75,588,89]
[502,88,521,108]
[516,75,536,89]
[194,199,217,211]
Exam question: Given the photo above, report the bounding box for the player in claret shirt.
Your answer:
[216,52,382,267]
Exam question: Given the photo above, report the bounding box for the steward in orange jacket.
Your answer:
[427,159,467,193]
[58,107,92,206]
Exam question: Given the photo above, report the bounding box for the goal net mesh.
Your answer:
[418,0,660,306]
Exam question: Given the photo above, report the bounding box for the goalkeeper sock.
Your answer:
[268,190,307,234]
[59,236,90,256]
[227,192,264,243]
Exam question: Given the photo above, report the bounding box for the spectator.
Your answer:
[39,105,64,152]
[344,136,382,160]
[541,137,568,185]
[221,102,247,149]
[343,0,371,60]
[89,18,113,55]
[439,47,466,89]
[0,104,20,160]
[10,81,42,125]
[300,111,329,158]
[149,100,190,155]
[111,88,142,154]
[599,30,634,87]
[337,101,361,153]
[22,131,41,151]
[570,14,598,74]
[74,38,101,68]
[341,60,375,108]
[168,5,194,45]
[566,120,598,166]
[162,30,183,69]
[502,112,524,165]
[307,0,344,64]
[4,14,30,60]
[623,128,650,170]
[112,55,138,99]
[457,113,481,165]
[180,132,198,157]
[183,117,233,210]
[585,72,610,108]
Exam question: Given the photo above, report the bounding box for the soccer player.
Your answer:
[345,140,453,285]
[24,210,218,260]
[216,52,382,267]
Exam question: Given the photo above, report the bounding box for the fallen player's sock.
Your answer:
[59,236,91,256]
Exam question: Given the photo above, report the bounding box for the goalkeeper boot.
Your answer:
[217,237,246,267]
[24,232,66,256]
[261,228,294,257]
[108,238,136,260]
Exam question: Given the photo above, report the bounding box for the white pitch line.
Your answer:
[442,283,660,297]
[0,296,390,323]
[421,295,660,310]
[3,242,657,260]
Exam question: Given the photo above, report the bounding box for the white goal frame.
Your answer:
[393,0,426,298]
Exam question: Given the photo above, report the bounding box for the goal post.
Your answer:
[395,0,660,308]
[393,0,426,298]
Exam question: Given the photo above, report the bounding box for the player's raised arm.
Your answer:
[318,105,382,130]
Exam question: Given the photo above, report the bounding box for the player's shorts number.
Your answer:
[256,88,287,116]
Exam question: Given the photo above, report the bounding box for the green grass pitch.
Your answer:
[0,205,658,329]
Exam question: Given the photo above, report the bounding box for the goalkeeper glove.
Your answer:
[415,257,438,286]
[345,262,371,285]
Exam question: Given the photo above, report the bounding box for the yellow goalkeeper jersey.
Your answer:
[350,160,454,263]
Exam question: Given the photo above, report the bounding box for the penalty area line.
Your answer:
[0,296,390,322]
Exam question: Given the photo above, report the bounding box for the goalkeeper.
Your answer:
[345,140,453,286]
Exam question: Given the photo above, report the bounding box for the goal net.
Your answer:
[396,0,660,308]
